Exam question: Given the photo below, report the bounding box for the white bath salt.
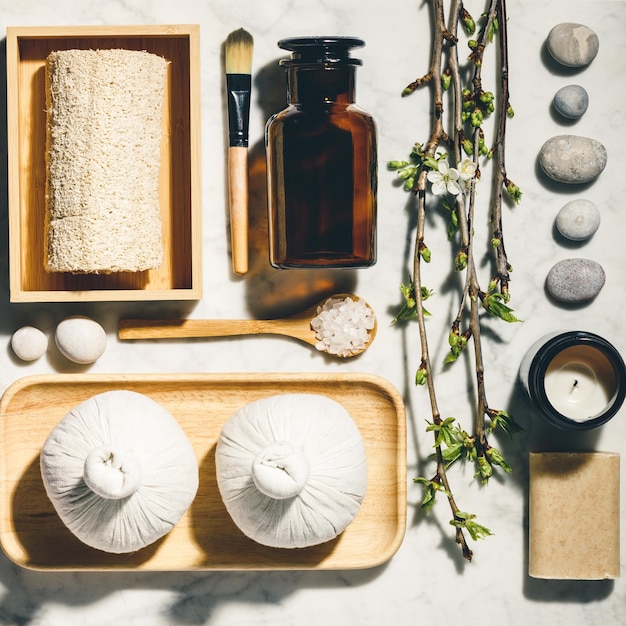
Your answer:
[310,296,375,357]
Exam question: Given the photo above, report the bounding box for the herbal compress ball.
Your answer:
[216,393,368,549]
[40,390,199,554]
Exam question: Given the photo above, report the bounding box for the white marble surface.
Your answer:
[0,0,625,624]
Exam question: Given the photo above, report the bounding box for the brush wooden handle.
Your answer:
[228,146,249,275]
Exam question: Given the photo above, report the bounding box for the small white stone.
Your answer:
[55,316,107,364]
[11,326,48,361]
[555,199,600,241]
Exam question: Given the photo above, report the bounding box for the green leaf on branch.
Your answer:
[505,179,522,203]
[455,251,468,271]
[486,447,513,474]
[444,329,469,364]
[461,8,476,35]
[441,441,465,467]
[426,418,476,469]
[488,17,499,42]
[423,155,441,171]
[452,511,493,541]
[475,454,493,484]
[441,70,451,91]
[415,366,428,386]
[392,282,433,320]
[426,416,457,447]
[392,282,416,323]
[415,477,451,513]
[482,292,520,322]
[487,409,523,436]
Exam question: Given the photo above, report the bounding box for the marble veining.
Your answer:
[0,0,625,624]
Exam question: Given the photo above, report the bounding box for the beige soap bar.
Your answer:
[529,451,620,580]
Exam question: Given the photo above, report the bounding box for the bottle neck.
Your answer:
[286,66,356,105]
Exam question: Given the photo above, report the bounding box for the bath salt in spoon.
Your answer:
[118,294,377,358]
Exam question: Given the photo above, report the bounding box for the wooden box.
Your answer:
[6,25,202,302]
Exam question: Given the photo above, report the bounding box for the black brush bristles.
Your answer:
[225,29,253,147]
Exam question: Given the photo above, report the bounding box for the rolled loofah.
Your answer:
[216,393,367,549]
[40,390,199,554]
[44,48,167,273]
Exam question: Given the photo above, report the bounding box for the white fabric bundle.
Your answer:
[44,48,167,273]
[40,390,198,554]
[216,393,367,549]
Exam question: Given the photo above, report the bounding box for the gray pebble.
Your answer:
[555,199,600,241]
[539,135,607,184]
[546,258,605,303]
[547,23,599,67]
[553,85,589,119]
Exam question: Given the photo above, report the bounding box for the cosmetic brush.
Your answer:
[225,27,253,275]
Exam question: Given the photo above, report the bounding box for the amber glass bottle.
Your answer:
[265,37,377,268]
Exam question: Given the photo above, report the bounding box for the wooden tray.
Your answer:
[0,373,406,571]
[6,25,202,302]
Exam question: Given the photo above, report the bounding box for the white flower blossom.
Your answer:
[458,158,477,181]
[458,158,478,193]
[427,160,462,196]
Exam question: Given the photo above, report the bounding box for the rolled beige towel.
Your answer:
[45,48,168,274]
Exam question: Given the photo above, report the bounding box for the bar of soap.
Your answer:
[529,452,620,580]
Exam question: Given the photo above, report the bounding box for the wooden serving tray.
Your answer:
[0,373,406,571]
[6,25,202,302]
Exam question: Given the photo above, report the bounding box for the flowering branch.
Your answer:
[388,0,522,561]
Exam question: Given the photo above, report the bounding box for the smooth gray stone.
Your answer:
[553,85,589,119]
[555,199,600,241]
[547,23,599,67]
[546,258,605,303]
[539,135,607,184]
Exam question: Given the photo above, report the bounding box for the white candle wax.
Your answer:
[544,345,618,422]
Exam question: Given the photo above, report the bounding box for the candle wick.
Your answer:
[573,379,579,387]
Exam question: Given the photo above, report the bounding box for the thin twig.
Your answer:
[390,0,522,562]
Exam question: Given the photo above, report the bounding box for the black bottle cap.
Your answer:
[278,36,364,67]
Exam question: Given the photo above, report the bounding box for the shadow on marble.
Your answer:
[165,563,390,625]
[549,101,584,128]
[541,280,603,311]
[540,40,591,79]
[551,219,597,249]
[534,156,600,196]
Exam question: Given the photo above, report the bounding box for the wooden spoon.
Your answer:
[118,294,377,357]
